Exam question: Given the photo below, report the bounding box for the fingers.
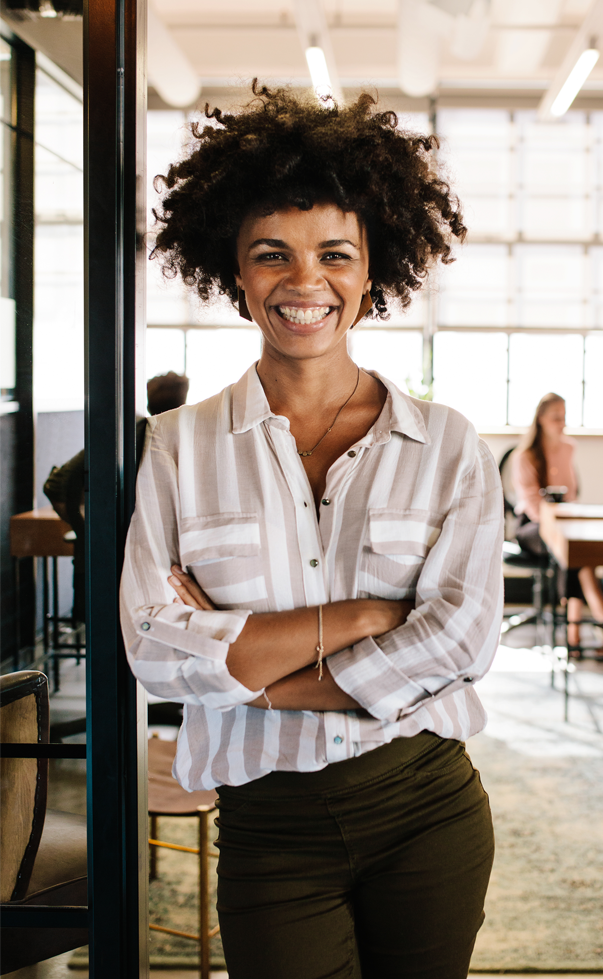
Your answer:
[168,565,216,611]
[168,575,202,610]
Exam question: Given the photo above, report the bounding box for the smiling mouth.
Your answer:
[276,305,334,325]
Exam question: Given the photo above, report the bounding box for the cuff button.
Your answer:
[141,622,151,632]
[464,676,474,683]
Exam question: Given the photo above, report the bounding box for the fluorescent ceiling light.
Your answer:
[305,46,333,101]
[550,47,600,117]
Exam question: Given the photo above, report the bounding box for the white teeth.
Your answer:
[278,305,330,325]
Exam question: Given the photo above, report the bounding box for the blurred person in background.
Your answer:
[146,370,189,415]
[512,392,603,648]
[44,371,189,622]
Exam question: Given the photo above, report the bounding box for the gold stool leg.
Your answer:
[199,810,210,979]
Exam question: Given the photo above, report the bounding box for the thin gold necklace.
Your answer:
[298,366,361,458]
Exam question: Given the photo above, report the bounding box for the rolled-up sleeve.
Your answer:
[120,418,261,710]
[328,439,504,721]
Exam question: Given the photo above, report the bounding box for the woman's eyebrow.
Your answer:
[319,238,359,249]
[248,238,288,251]
[248,237,360,251]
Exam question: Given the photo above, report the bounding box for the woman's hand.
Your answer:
[167,566,216,611]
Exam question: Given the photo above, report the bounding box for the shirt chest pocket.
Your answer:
[358,508,444,600]
[179,513,269,612]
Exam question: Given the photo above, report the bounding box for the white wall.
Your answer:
[480,433,603,505]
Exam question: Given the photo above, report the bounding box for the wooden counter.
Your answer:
[10,507,74,558]
[539,501,603,569]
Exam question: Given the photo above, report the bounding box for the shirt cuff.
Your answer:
[328,636,446,722]
[133,604,251,652]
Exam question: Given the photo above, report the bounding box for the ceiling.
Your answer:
[151,0,595,87]
[5,0,603,111]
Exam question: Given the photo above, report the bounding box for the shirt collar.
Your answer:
[366,371,430,445]
[231,363,430,445]
[231,363,278,434]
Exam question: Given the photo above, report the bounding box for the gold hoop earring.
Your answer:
[352,291,373,327]
[237,286,253,322]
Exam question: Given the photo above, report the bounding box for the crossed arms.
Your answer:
[168,565,413,711]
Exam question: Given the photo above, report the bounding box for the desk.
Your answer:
[540,501,603,570]
[543,502,603,521]
[10,507,74,559]
[539,501,603,720]
[10,507,79,685]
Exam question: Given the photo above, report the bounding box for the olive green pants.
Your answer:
[216,732,494,979]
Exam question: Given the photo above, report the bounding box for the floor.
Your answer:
[6,612,603,979]
[2,953,598,979]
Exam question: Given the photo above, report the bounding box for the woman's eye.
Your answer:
[322,252,351,261]
[256,252,286,262]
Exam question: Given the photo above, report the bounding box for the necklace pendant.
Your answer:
[299,450,312,457]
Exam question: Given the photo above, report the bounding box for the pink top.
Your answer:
[512,436,577,523]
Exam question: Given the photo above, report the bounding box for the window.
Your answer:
[145,107,603,432]
[584,333,603,430]
[33,60,83,411]
[146,328,185,381]
[507,334,584,428]
[350,329,423,394]
[433,332,508,430]
[433,108,602,430]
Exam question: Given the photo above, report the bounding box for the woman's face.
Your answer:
[234,203,372,362]
[539,400,566,438]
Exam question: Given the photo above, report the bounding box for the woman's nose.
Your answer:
[282,258,324,292]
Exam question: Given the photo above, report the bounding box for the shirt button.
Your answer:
[334,735,343,744]
[141,622,151,632]
[321,498,331,506]
[347,450,357,458]
[464,676,474,683]
[310,559,319,568]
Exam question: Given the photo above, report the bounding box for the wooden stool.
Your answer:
[9,508,83,689]
[147,737,218,979]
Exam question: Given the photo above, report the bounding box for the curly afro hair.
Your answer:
[151,81,466,319]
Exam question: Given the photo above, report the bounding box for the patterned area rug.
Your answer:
[468,731,603,972]
[69,813,224,970]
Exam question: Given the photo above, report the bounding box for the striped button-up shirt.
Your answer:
[120,364,504,790]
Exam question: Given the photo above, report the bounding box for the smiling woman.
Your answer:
[150,80,464,316]
[235,204,371,351]
[121,82,504,979]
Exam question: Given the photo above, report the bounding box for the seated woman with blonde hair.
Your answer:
[512,391,603,648]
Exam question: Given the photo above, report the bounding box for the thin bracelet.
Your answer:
[263,689,273,710]
[314,603,325,681]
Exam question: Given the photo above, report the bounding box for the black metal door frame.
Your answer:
[84,0,148,973]
[2,4,148,971]
[0,30,36,665]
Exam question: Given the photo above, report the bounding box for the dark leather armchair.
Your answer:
[0,670,87,974]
